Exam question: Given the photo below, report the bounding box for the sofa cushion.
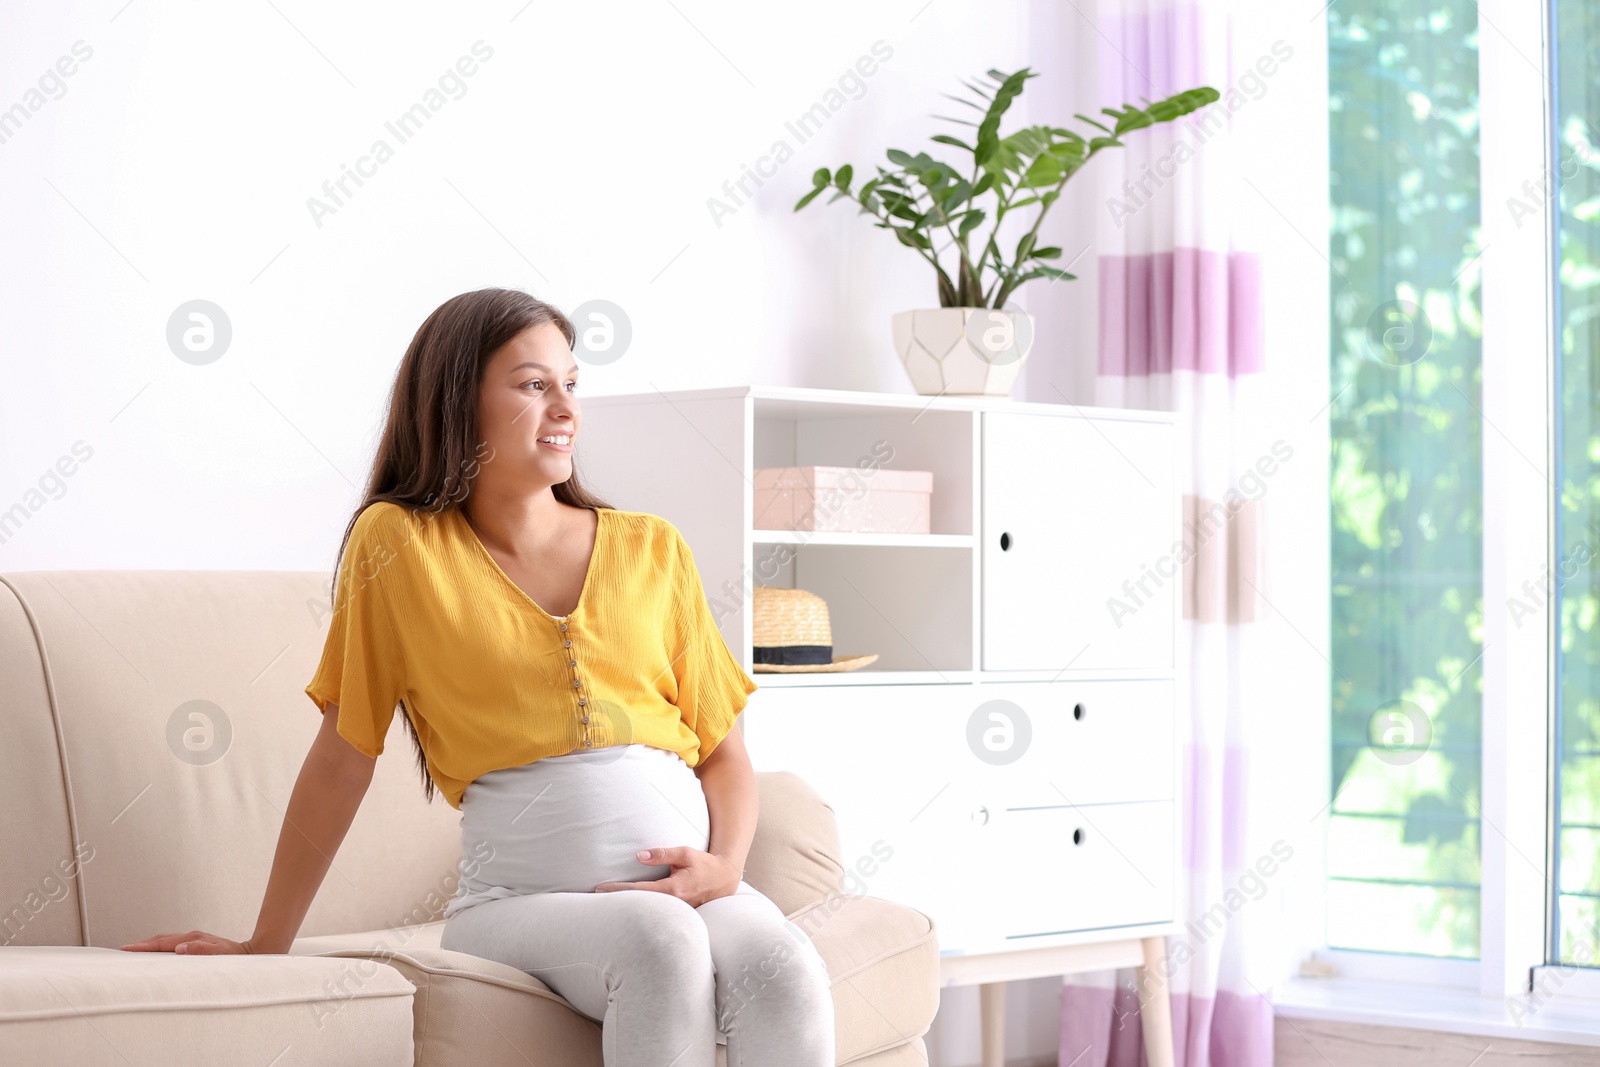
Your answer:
[0,945,415,1066]
[291,922,602,1066]
[292,891,937,1067]
[717,1035,931,1067]
[830,1038,932,1067]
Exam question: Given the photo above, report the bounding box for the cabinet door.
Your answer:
[740,683,982,945]
[743,683,1066,954]
[981,412,1176,671]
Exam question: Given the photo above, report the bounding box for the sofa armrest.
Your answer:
[789,893,941,1062]
[745,771,846,917]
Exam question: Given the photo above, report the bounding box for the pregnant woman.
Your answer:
[119,287,835,1066]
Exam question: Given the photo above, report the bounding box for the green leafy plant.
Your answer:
[794,67,1219,309]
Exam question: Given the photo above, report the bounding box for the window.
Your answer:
[1327,2,1483,959]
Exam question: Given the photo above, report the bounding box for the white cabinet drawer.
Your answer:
[979,799,1176,943]
[797,775,1175,955]
[966,679,1176,808]
[868,787,1176,953]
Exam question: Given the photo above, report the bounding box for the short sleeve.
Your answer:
[305,504,408,757]
[667,527,759,762]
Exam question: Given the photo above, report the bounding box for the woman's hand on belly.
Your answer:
[594,846,741,906]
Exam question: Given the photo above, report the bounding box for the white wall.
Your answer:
[0,0,1027,570]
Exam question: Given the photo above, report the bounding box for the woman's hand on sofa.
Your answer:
[594,846,741,906]
[118,930,258,955]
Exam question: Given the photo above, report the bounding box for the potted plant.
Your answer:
[795,67,1218,396]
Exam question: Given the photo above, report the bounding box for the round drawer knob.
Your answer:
[1072,827,1086,846]
[1073,703,1085,721]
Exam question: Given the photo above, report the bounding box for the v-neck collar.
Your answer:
[455,506,606,621]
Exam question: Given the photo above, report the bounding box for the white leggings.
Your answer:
[437,744,834,1066]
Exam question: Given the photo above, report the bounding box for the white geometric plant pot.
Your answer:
[891,308,1036,397]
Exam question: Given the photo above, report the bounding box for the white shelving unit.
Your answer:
[579,385,1183,1067]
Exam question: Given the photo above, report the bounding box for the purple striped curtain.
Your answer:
[1058,1,1280,1065]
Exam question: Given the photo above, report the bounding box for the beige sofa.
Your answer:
[0,569,939,1065]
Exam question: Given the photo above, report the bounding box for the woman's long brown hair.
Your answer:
[327,287,613,805]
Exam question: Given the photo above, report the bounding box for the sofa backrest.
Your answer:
[0,569,466,949]
[0,569,847,951]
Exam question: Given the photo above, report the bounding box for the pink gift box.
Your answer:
[754,466,934,534]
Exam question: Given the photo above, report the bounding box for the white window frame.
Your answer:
[1478,0,1552,1004]
[1527,0,1600,1008]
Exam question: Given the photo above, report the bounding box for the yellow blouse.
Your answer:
[304,501,759,810]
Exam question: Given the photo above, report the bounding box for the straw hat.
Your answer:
[752,587,879,673]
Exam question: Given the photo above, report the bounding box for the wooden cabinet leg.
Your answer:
[1138,936,1175,1067]
[979,981,1006,1067]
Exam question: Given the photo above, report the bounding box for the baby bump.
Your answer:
[454,744,711,897]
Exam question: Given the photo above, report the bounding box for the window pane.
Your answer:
[1553,0,1600,970]
[1328,2,1483,959]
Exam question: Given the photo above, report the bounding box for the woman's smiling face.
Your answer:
[477,321,581,492]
